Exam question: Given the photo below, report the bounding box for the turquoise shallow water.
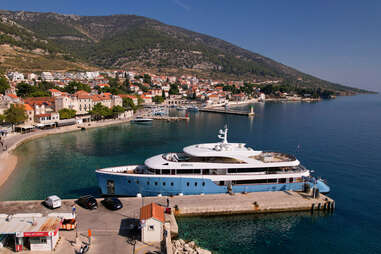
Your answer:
[1,94,381,253]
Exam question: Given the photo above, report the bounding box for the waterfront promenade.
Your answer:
[0,117,133,187]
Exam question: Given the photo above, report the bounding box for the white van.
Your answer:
[44,195,62,209]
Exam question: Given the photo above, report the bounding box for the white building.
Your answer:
[140,203,165,243]
[55,91,123,115]
[41,72,54,81]
[7,72,24,82]
[85,71,100,80]
[0,214,61,252]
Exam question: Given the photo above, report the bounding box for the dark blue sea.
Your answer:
[1,94,380,253]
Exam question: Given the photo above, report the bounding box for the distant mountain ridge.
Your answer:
[0,10,371,94]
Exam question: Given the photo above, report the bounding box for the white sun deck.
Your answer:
[183,142,262,157]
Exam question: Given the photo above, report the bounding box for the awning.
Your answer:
[15,125,34,130]
[35,123,56,127]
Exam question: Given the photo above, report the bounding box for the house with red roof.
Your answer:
[24,104,34,124]
[55,91,122,115]
[3,94,21,104]
[140,203,165,243]
[49,89,63,97]
[118,94,138,105]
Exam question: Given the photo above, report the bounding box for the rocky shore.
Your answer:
[172,239,212,254]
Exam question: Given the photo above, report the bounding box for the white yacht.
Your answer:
[96,127,330,196]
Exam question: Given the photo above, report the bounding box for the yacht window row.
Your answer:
[148,167,304,175]
[127,179,206,187]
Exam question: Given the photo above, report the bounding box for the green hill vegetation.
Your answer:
[0,10,372,94]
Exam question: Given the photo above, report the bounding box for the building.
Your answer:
[24,104,35,125]
[41,72,54,82]
[119,94,138,105]
[0,214,61,252]
[140,203,165,243]
[35,112,59,128]
[55,91,123,115]
[7,72,24,82]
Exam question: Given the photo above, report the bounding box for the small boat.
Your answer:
[177,106,187,111]
[187,106,199,112]
[131,117,153,123]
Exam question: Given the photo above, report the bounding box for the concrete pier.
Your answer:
[151,116,190,121]
[199,107,254,116]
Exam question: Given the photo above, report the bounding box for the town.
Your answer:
[0,70,328,135]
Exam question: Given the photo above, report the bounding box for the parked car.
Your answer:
[76,195,98,210]
[101,197,123,210]
[43,195,62,209]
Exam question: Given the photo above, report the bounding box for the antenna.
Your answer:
[217,125,228,144]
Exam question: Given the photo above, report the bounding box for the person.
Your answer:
[72,204,76,217]
[166,198,169,208]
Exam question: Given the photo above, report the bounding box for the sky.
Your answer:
[2,0,380,92]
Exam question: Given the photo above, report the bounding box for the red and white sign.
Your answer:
[23,232,50,237]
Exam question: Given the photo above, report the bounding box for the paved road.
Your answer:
[0,198,162,254]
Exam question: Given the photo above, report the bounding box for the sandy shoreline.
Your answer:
[0,118,133,188]
[0,152,18,187]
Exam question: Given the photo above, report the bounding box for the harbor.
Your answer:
[0,191,334,254]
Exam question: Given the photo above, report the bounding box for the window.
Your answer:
[278,178,286,184]
[202,182,205,186]
[155,182,158,186]
[128,180,131,184]
[136,180,140,184]
[147,181,150,185]
[186,182,190,187]
[203,169,210,175]
[40,238,47,243]
[177,169,191,174]
[195,182,198,186]
[289,178,293,183]
[148,225,154,231]
[162,169,170,174]
[232,179,267,185]
[170,182,174,186]
[163,182,166,186]
[155,169,161,175]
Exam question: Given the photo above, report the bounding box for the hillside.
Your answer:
[0,10,370,93]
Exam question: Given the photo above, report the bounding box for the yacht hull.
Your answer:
[96,171,330,196]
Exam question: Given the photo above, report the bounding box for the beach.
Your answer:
[0,117,133,188]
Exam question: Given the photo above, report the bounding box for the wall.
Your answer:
[142,218,163,243]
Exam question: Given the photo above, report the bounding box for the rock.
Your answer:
[184,244,194,253]
[196,247,212,254]
[188,241,196,249]
[179,239,185,245]
[174,240,182,249]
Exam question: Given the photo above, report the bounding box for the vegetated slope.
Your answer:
[0,14,94,72]
[0,10,370,93]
